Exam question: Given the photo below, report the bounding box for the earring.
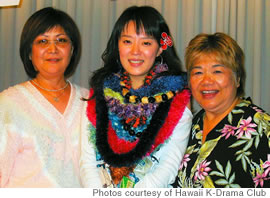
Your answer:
[156,55,163,65]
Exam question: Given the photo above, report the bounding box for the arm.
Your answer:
[79,102,103,188]
[0,96,19,187]
[134,107,193,188]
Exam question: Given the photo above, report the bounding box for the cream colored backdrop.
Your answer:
[0,0,269,112]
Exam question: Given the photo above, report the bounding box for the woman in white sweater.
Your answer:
[0,7,87,187]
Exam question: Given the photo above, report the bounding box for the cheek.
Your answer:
[189,76,199,89]
[62,48,73,60]
[31,47,41,58]
[118,47,129,60]
[147,48,159,58]
[216,75,234,87]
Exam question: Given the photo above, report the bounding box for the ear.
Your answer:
[157,47,163,57]
[29,54,32,60]
[71,46,74,55]
[237,77,240,88]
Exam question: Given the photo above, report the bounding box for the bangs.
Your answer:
[118,11,160,40]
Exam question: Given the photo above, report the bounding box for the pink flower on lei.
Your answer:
[221,124,237,139]
[180,154,191,170]
[194,160,211,181]
[253,172,268,187]
[235,116,257,139]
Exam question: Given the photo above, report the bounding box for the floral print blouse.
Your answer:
[173,98,270,188]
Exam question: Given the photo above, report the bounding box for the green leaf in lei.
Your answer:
[190,136,221,179]
[89,123,97,148]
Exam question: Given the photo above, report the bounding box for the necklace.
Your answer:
[49,90,66,102]
[31,80,69,102]
[115,64,178,138]
[31,80,69,92]
[120,64,174,104]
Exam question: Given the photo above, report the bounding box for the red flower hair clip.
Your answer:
[160,32,173,50]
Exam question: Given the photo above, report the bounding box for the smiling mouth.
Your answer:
[129,60,144,64]
[47,58,60,62]
[201,90,219,98]
[202,90,218,94]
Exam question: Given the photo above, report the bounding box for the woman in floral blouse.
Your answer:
[173,32,270,188]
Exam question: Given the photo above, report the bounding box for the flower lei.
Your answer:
[115,64,177,139]
[87,64,190,168]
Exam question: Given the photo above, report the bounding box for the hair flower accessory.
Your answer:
[160,32,173,50]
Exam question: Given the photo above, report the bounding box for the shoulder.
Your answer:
[192,109,205,122]
[71,83,89,98]
[0,82,28,101]
[235,97,269,119]
[193,108,205,117]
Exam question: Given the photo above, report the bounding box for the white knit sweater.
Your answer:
[0,81,88,187]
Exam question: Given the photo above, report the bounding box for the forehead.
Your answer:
[193,53,220,65]
[44,25,66,34]
[121,21,147,35]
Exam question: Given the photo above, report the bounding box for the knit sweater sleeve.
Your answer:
[79,101,103,188]
[134,107,192,188]
[0,92,19,187]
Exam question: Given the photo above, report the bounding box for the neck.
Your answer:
[130,76,144,90]
[34,76,67,90]
[204,97,240,122]
[202,97,240,143]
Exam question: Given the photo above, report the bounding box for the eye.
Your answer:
[143,41,151,46]
[191,70,203,76]
[36,39,48,45]
[194,71,203,75]
[123,39,131,44]
[57,38,69,43]
[214,70,222,74]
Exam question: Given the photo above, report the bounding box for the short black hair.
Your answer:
[20,7,81,78]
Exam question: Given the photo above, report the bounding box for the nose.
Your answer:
[201,73,214,84]
[47,42,58,53]
[131,43,140,55]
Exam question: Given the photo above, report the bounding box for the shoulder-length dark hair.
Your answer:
[20,7,81,79]
[90,6,183,93]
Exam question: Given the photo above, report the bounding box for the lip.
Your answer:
[201,90,219,99]
[46,58,61,62]
[128,59,144,67]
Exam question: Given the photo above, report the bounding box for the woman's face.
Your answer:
[189,54,239,115]
[31,26,73,79]
[118,21,163,89]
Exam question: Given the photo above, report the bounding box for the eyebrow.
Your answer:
[120,34,155,40]
[191,64,225,69]
[212,64,225,67]
[38,33,67,37]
